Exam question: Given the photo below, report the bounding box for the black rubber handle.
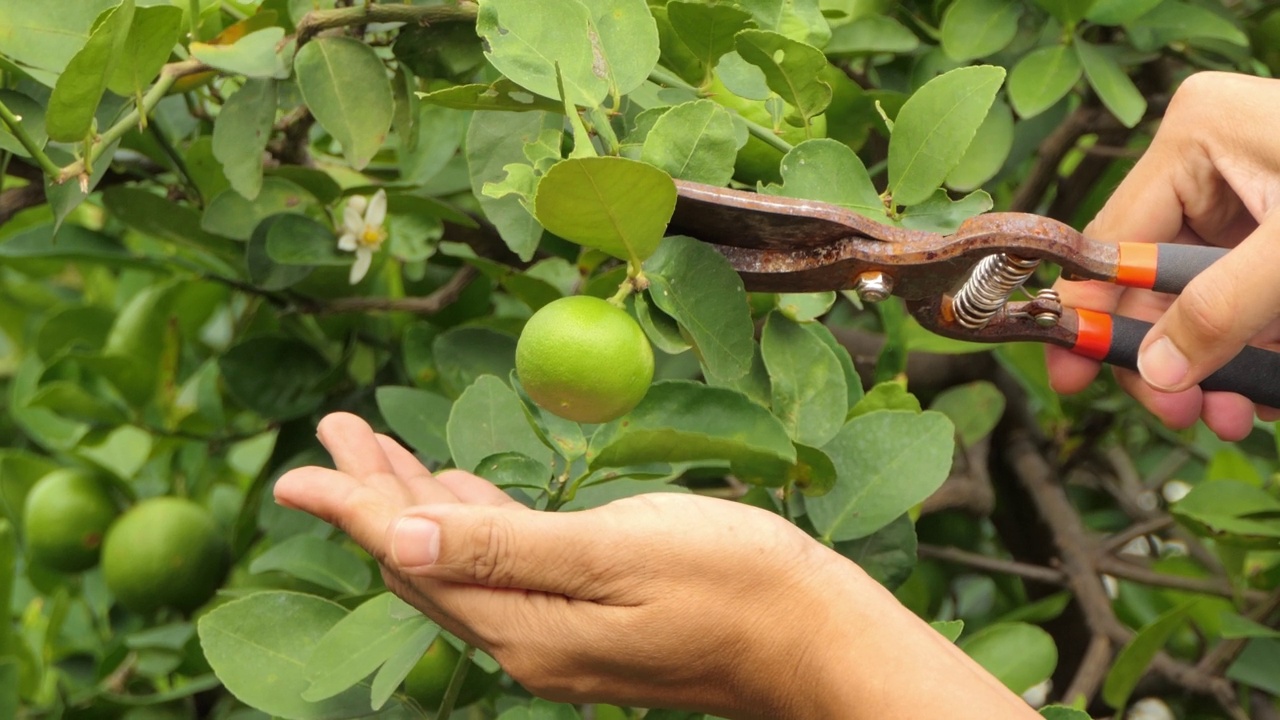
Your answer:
[1103,315,1280,408]
[1151,244,1229,294]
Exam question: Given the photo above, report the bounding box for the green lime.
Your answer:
[24,469,119,573]
[404,639,498,710]
[101,497,230,615]
[516,295,654,423]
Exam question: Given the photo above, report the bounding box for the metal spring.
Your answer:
[952,253,1041,329]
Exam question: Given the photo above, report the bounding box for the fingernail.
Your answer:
[1138,337,1190,391]
[391,516,440,569]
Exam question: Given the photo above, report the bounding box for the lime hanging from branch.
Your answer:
[516,295,654,424]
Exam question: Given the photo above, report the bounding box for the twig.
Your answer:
[647,66,795,155]
[0,99,61,177]
[1100,516,1173,556]
[1096,556,1266,603]
[918,544,1065,585]
[57,60,209,185]
[294,2,480,46]
[1062,634,1113,707]
[296,266,477,315]
[1003,428,1245,717]
[1198,588,1280,676]
[1010,105,1106,213]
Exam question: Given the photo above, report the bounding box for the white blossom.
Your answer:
[337,189,387,284]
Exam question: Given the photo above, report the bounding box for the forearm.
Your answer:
[791,561,1041,720]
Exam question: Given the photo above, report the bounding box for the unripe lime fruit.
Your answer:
[102,497,230,615]
[23,468,119,573]
[516,295,654,423]
[404,638,498,710]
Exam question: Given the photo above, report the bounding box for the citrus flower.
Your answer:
[338,189,387,284]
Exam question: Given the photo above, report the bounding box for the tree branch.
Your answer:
[0,183,46,227]
[296,266,477,315]
[294,2,480,46]
[1096,556,1267,603]
[917,544,1064,585]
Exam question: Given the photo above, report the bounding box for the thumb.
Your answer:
[1137,215,1280,392]
[386,504,616,598]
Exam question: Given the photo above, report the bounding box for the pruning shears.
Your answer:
[668,181,1280,408]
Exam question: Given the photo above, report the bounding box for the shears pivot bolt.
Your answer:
[854,271,894,303]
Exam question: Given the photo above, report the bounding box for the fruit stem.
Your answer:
[435,644,475,720]
[607,265,649,309]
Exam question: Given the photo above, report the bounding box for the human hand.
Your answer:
[274,412,1037,720]
[1046,72,1280,441]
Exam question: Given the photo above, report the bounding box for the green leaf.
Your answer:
[776,293,836,322]
[1127,1,1248,49]
[0,222,146,268]
[644,236,755,382]
[475,452,553,491]
[924,622,963,647]
[809,410,954,542]
[761,313,847,447]
[46,0,135,143]
[1206,449,1264,486]
[833,513,916,591]
[497,699,584,720]
[588,381,796,469]
[563,478,691,512]
[634,291,691,354]
[731,0,830,47]
[945,99,1013,191]
[369,620,439,710]
[734,442,836,493]
[433,327,518,399]
[191,27,289,79]
[533,157,676,265]
[0,0,120,78]
[940,0,1022,62]
[107,4,182,99]
[804,321,863,408]
[666,2,754,75]
[446,375,553,473]
[264,213,347,266]
[302,593,435,702]
[294,36,394,170]
[848,380,920,419]
[928,380,1006,446]
[640,99,738,186]
[218,336,329,420]
[888,65,1005,207]
[1086,0,1162,25]
[199,591,376,720]
[898,189,993,233]
[1008,45,1082,119]
[246,215,313,290]
[27,381,129,426]
[760,138,885,219]
[0,90,46,158]
[960,622,1058,694]
[825,15,919,55]
[1102,602,1196,709]
[475,0,605,106]
[1075,39,1145,129]
[1219,612,1280,640]
[1227,639,1280,696]
[249,534,373,595]
[467,111,557,261]
[1170,480,1280,548]
[734,30,831,129]
[578,0,662,99]
[1032,0,1096,26]
[102,186,240,271]
[376,386,452,465]
[417,79,564,113]
[213,78,277,200]
[202,177,319,241]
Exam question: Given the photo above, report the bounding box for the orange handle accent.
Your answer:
[1114,243,1159,289]
[1072,308,1113,361]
